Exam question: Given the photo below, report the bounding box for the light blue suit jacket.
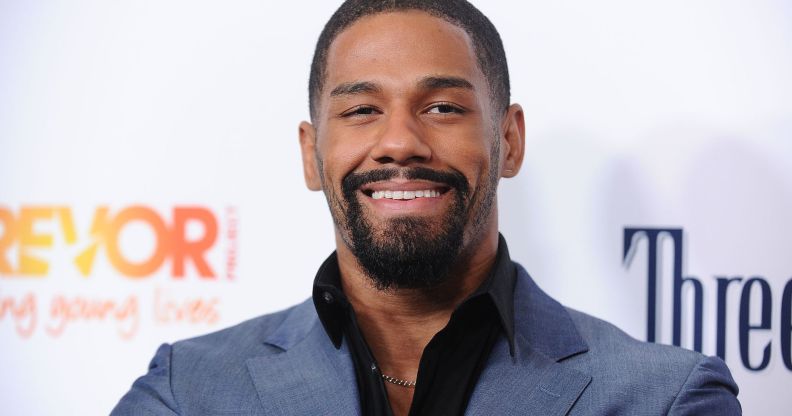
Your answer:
[112,264,740,415]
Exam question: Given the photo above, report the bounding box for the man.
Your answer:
[113,1,741,415]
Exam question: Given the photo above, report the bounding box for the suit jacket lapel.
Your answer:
[467,265,592,416]
[246,300,360,415]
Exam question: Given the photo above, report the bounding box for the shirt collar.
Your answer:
[312,252,348,349]
[470,234,517,354]
[312,234,517,353]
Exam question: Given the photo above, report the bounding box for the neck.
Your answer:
[334,229,500,379]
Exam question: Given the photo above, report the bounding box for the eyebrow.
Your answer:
[417,75,474,91]
[328,76,474,99]
[330,81,381,97]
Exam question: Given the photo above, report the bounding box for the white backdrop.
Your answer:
[1,1,790,414]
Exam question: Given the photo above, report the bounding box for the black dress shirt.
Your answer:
[312,235,516,416]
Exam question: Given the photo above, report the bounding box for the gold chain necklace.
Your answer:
[380,373,417,388]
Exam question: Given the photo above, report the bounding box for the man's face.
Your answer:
[301,11,509,289]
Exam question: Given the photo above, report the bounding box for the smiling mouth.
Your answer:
[361,186,450,200]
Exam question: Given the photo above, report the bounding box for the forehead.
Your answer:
[324,11,485,97]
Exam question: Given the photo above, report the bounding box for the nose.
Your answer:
[369,109,432,165]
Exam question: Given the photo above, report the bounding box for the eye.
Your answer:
[426,103,465,115]
[341,105,380,117]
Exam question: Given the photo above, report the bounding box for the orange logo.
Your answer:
[0,205,226,278]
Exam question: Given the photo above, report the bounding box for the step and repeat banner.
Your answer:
[1,1,790,414]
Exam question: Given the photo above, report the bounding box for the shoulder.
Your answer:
[511,262,726,383]
[171,297,315,361]
[565,307,702,369]
[563,308,741,415]
[111,298,318,415]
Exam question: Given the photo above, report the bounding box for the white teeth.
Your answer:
[370,189,442,200]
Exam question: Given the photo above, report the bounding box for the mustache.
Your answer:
[341,167,469,197]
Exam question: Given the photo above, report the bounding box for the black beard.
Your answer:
[339,167,470,290]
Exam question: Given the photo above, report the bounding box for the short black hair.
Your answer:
[308,0,510,121]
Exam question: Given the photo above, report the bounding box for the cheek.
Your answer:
[433,134,495,187]
[317,131,372,184]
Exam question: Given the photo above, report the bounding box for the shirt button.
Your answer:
[323,292,334,304]
[370,363,378,372]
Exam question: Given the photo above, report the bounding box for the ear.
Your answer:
[499,103,525,178]
[299,121,322,191]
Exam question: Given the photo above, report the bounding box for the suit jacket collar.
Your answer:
[246,264,591,415]
[512,263,589,362]
[465,264,591,415]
